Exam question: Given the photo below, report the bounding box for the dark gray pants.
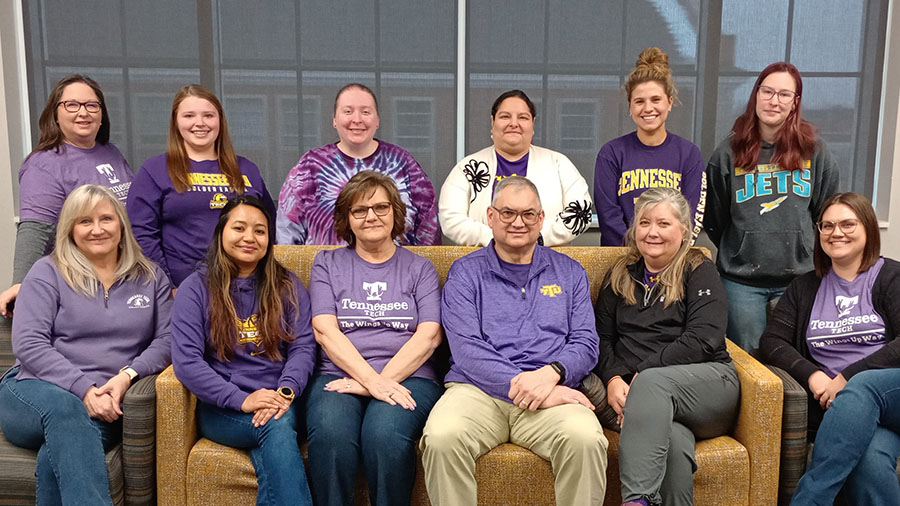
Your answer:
[619,361,740,506]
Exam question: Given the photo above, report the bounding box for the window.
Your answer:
[18,0,888,205]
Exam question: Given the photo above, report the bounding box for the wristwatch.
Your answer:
[119,365,138,382]
[278,386,295,401]
[549,361,566,384]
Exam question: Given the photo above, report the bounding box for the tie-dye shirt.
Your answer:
[276,140,440,245]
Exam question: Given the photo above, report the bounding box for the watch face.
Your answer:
[280,387,293,397]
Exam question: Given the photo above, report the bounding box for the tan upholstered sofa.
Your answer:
[157,245,784,506]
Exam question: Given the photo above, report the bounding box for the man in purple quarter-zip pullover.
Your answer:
[420,176,608,506]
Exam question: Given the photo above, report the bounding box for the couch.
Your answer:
[0,316,160,506]
[157,245,784,506]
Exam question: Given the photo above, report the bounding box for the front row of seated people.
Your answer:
[0,176,897,506]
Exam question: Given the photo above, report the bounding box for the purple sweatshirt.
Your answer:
[441,242,598,401]
[276,140,441,246]
[171,269,316,412]
[126,154,275,286]
[11,257,172,400]
[594,132,705,245]
[19,143,133,225]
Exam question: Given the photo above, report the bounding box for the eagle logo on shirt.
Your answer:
[210,193,228,209]
[835,295,859,318]
[363,281,387,301]
[96,163,120,184]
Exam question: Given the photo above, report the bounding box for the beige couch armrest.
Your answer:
[156,365,197,506]
[727,339,784,506]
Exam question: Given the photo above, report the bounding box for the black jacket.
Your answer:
[593,257,732,384]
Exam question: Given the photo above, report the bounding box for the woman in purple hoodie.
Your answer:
[0,184,172,506]
[171,195,315,506]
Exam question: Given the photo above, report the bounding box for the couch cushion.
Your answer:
[0,426,125,506]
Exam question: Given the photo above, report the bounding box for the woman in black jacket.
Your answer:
[760,192,900,504]
[593,188,739,506]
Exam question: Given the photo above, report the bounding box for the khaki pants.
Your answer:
[419,382,608,506]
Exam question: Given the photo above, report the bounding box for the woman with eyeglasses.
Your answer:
[305,171,442,506]
[127,85,274,290]
[704,62,839,350]
[439,89,593,246]
[759,192,900,504]
[0,75,133,317]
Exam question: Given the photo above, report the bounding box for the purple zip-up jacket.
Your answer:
[441,242,598,401]
[12,257,172,400]
[171,268,315,411]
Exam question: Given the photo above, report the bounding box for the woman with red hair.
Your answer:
[704,62,839,351]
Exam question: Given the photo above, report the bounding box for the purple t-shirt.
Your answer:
[497,256,531,288]
[492,152,529,194]
[309,246,441,380]
[594,131,705,246]
[19,143,133,228]
[126,154,275,286]
[806,258,886,377]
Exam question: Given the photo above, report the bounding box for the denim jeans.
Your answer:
[791,369,900,506]
[720,278,786,351]
[304,374,442,506]
[197,401,312,506]
[0,366,119,506]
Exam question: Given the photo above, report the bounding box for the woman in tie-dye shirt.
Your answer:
[276,83,440,245]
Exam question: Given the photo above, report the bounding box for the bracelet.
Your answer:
[119,365,138,382]
[549,361,566,384]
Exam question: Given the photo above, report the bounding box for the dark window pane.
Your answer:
[41,0,123,60]
[124,1,198,61]
[380,0,455,66]
[720,0,788,71]
[624,0,701,69]
[468,1,545,67]
[219,1,297,64]
[547,0,624,67]
[791,0,864,72]
[299,0,375,65]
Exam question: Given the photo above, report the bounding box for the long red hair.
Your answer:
[730,62,817,172]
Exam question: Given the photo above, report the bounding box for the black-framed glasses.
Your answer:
[58,100,102,113]
[817,219,859,235]
[491,206,541,225]
[350,202,391,219]
[757,85,797,104]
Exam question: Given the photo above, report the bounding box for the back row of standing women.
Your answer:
[0,47,839,352]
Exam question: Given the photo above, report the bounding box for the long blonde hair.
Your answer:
[53,185,156,295]
[607,188,704,307]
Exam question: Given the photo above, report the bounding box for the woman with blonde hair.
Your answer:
[0,184,172,505]
[127,84,274,288]
[594,47,705,246]
[593,188,738,506]
[0,74,133,317]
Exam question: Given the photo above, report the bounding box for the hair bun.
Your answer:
[636,47,669,71]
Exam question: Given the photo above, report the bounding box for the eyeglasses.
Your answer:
[58,100,102,113]
[350,202,391,219]
[757,85,797,104]
[490,206,541,225]
[817,219,858,235]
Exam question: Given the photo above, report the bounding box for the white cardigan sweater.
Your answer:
[438,145,593,246]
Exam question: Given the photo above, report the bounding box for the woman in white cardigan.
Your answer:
[439,90,593,246]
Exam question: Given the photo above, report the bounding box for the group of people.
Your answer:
[0,43,894,506]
